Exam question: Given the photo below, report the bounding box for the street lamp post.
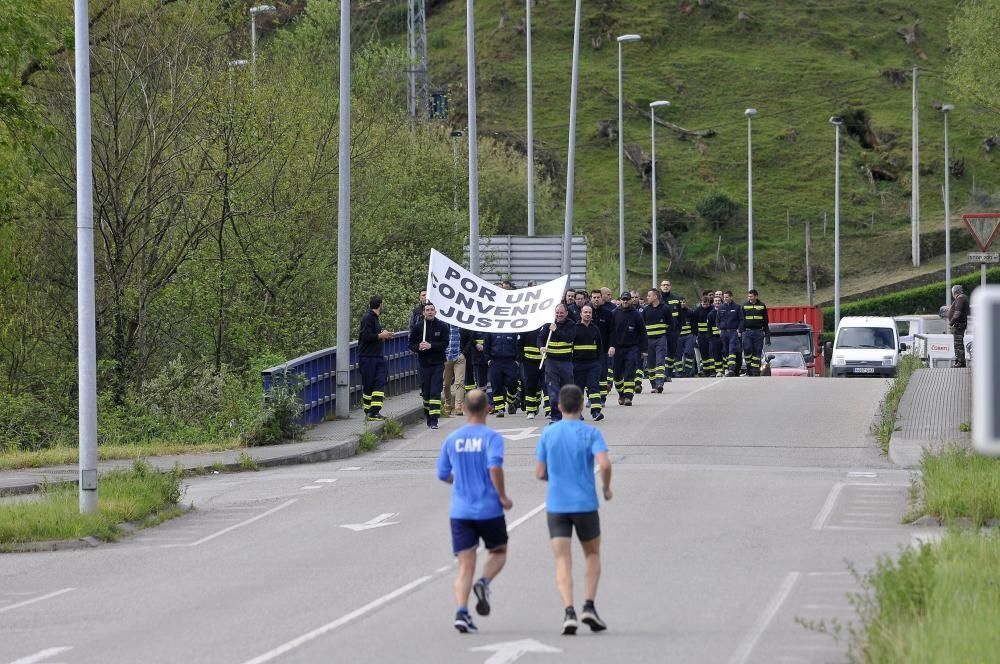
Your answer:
[745,108,757,291]
[75,0,98,514]
[467,0,480,275]
[249,4,276,88]
[335,0,352,418]
[561,0,582,277]
[941,103,955,305]
[650,100,670,288]
[526,0,535,237]
[617,33,640,294]
[831,116,844,330]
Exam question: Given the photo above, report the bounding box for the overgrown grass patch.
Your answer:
[0,439,247,471]
[908,446,1000,526]
[0,461,186,549]
[850,532,1000,663]
[872,355,923,454]
[382,417,403,440]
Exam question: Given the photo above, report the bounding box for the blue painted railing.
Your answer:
[261,331,418,426]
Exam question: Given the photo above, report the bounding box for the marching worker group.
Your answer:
[358,280,772,429]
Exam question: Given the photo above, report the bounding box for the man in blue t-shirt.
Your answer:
[536,384,613,635]
[437,389,513,634]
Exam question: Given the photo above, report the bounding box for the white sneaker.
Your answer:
[526,412,536,420]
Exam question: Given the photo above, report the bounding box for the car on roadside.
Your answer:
[761,351,809,377]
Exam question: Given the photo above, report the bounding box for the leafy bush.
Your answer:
[696,191,741,230]
[0,391,74,452]
[244,367,304,446]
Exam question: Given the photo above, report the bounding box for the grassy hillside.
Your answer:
[368,0,1000,302]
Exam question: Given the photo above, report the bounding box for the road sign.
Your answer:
[972,286,1000,456]
[962,213,1000,252]
[967,252,1000,264]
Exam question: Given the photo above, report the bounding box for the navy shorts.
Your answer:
[450,516,509,554]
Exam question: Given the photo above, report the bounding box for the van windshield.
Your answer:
[837,327,895,349]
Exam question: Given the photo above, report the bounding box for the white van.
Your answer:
[829,316,906,378]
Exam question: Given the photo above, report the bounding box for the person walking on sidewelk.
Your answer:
[948,284,970,368]
[358,295,395,421]
[536,385,613,635]
[437,389,513,634]
[409,303,449,429]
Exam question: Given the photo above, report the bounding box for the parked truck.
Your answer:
[764,306,824,376]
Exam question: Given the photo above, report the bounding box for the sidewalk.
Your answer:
[0,392,426,496]
[889,367,972,468]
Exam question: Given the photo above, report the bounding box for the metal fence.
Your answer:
[261,331,419,426]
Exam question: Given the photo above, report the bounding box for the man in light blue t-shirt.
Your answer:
[536,384,613,635]
[437,389,513,634]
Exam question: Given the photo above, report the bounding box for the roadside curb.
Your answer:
[0,405,426,497]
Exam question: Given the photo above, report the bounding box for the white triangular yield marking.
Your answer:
[339,513,399,531]
[493,427,540,441]
[470,639,561,664]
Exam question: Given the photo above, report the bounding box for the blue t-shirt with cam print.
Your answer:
[437,424,505,520]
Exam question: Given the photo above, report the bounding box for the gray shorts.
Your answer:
[546,511,600,542]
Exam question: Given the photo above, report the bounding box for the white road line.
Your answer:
[811,482,844,530]
[801,603,851,610]
[435,565,452,573]
[300,486,321,491]
[7,647,73,664]
[671,378,724,405]
[168,500,297,548]
[728,572,801,664]
[240,575,433,664]
[804,571,851,577]
[508,502,547,532]
[0,588,76,615]
[315,479,338,484]
[341,467,361,471]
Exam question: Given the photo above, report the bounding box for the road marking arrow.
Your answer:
[339,513,399,532]
[494,427,539,441]
[470,639,561,664]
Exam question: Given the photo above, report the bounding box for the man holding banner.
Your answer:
[540,304,577,422]
[409,303,450,429]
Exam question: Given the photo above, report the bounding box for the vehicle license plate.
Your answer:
[853,367,875,374]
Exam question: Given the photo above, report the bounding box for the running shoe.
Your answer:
[526,412,536,420]
[581,604,607,632]
[562,607,578,635]
[473,578,491,616]
[454,610,478,633]
[430,422,439,430]
[624,397,633,406]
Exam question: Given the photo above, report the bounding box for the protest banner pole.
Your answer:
[538,326,554,371]
[423,319,427,343]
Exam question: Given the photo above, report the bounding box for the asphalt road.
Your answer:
[1,377,936,664]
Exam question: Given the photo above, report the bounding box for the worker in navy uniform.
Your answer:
[519,324,548,420]
[409,303,450,429]
[485,330,520,417]
[640,289,669,393]
[460,328,489,394]
[630,291,646,392]
[539,303,576,421]
[589,290,613,402]
[409,288,428,330]
[709,295,724,377]
[608,291,648,407]
[597,289,618,398]
[695,296,715,377]
[659,279,682,382]
[564,289,581,322]
[740,289,771,377]
[573,304,605,421]
[717,290,743,377]
[358,295,395,421]
[677,298,698,377]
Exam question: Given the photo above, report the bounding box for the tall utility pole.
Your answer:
[805,219,813,306]
[467,0,480,275]
[941,103,955,305]
[911,66,921,267]
[75,0,98,514]
[407,0,429,120]
[650,100,670,288]
[335,0,352,419]
[525,0,536,237]
[745,108,758,291]
[561,0,582,278]
[832,116,844,330]
[616,33,641,294]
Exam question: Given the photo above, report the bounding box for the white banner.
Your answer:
[425,249,568,332]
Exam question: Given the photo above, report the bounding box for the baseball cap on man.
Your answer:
[620,291,631,300]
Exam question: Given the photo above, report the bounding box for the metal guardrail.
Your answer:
[261,331,419,426]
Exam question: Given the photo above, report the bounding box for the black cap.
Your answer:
[620,291,631,300]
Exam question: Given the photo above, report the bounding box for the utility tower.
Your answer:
[407,0,429,120]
